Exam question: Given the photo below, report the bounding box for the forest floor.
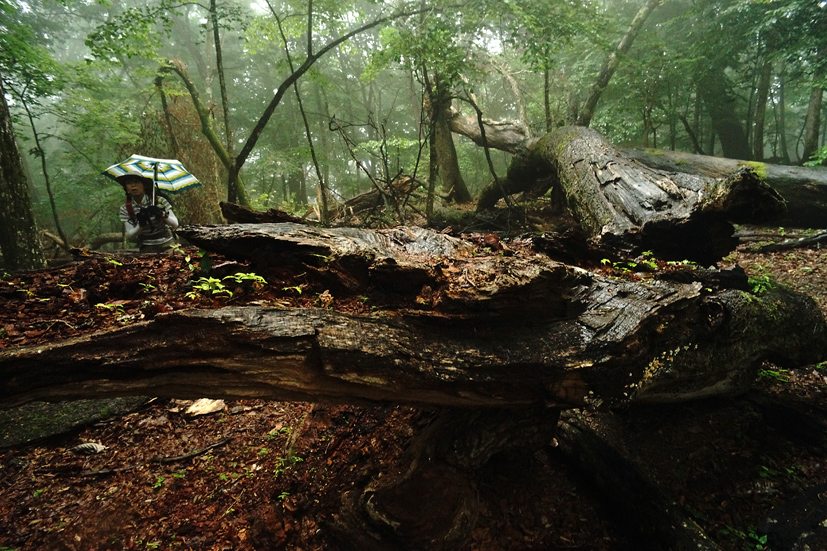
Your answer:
[1,222,827,551]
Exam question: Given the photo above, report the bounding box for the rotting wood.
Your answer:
[333,407,560,551]
[482,126,786,264]
[220,201,308,225]
[555,414,725,551]
[622,147,827,230]
[2,223,825,411]
[742,229,827,253]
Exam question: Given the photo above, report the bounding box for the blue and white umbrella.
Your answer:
[102,154,201,195]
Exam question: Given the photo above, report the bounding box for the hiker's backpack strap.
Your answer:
[125,201,138,225]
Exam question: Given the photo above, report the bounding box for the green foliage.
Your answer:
[480,0,600,72]
[757,367,790,383]
[85,5,178,63]
[362,12,477,91]
[273,454,304,479]
[804,146,827,167]
[186,273,267,300]
[748,275,775,295]
[748,530,768,550]
[223,272,267,286]
[187,277,232,299]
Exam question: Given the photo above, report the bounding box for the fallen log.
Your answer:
[334,407,560,551]
[555,414,724,551]
[742,229,827,253]
[481,126,786,264]
[1,223,824,410]
[220,201,308,224]
[446,108,536,155]
[621,147,827,230]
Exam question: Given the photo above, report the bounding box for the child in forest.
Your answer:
[116,169,179,253]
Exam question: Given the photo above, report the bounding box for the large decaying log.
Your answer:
[334,407,561,551]
[446,108,536,155]
[2,223,825,411]
[621,147,827,229]
[556,414,724,551]
[219,201,307,224]
[4,214,827,549]
[479,126,786,263]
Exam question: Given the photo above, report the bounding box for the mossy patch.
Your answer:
[0,397,148,447]
[737,161,768,181]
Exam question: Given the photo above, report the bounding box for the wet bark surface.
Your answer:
[3,224,824,411]
[1,225,827,550]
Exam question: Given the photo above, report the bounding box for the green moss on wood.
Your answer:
[737,161,768,181]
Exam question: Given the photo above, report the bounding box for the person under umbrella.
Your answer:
[117,168,179,253]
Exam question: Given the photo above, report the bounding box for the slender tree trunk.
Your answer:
[777,68,791,163]
[16,93,69,251]
[210,0,235,161]
[155,76,181,156]
[314,89,331,201]
[753,60,772,161]
[274,12,328,223]
[0,77,45,271]
[801,85,824,165]
[544,68,552,132]
[434,111,472,203]
[693,85,702,145]
[427,104,438,218]
[576,0,661,127]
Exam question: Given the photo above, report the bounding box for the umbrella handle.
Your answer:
[153,163,158,204]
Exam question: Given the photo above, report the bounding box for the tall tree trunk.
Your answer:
[0,77,46,271]
[428,76,472,203]
[699,68,752,160]
[544,68,552,132]
[576,0,662,127]
[426,105,438,218]
[434,112,472,203]
[776,67,792,163]
[15,92,70,251]
[314,89,331,200]
[753,60,772,161]
[801,85,824,165]
[210,0,235,162]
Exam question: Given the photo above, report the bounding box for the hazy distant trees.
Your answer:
[0,0,824,253]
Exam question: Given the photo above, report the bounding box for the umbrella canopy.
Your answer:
[102,154,201,195]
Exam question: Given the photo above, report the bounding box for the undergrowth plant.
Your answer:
[748,275,775,295]
[186,273,267,300]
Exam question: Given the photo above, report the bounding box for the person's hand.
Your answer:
[145,205,164,219]
[136,209,152,227]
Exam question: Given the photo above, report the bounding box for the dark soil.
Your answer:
[1,226,826,551]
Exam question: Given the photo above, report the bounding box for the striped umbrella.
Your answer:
[102,154,201,195]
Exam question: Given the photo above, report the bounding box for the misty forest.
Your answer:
[2,1,827,550]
